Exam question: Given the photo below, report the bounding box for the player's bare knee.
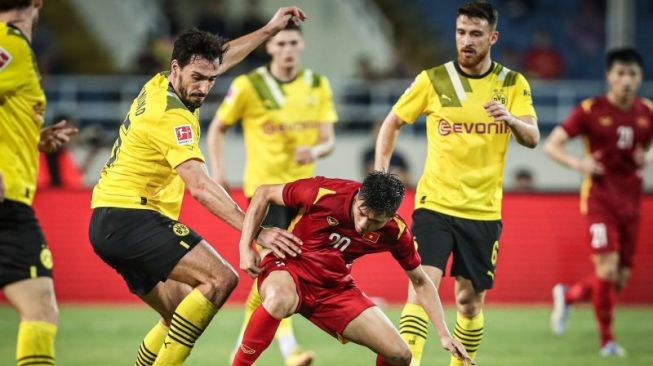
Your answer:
[262,290,296,318]
[383,345,412,365]
[456,295,482,318]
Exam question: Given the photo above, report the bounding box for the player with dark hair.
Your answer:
[545,47,653,357]
[232,172,471,366]
[0,1,78,365]
[207,21,337,366]
[375,2,540,365]
[89,7,307,366]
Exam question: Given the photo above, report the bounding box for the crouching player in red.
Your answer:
[232,172,471,366]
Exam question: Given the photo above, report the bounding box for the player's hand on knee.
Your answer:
[265,6,307,34]
[240,247,262,278]
[441,336,474,365]
[256,227,303,258]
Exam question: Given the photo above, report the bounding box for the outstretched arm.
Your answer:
[406,266,472,365]
[176,159,301,256]
[218,7,306,74]
[239,184,302,278]
[374,111,406,171]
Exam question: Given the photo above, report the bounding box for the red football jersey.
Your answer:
[280,176,421,288]
[561,96,653,216]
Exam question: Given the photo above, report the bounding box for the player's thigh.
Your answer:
[89,207,207,296]
[168,240,238,289]
[586,212,620,256]
[258,270,300,318]
[450,217,502,292]
[4,277,58,323]
[341,306,410,361]
[0,200,54,290]
[592,252,620,282]
[411,209,454,272]
[139,279,193,323]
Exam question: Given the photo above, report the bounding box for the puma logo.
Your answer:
[441,94,452,102]
[240,344,256,354]
[164,341,171,348]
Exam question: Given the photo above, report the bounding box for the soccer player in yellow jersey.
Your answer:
[375,2,540,365]
[0,1,78,365]
[207,22,337,366]
[89,7,307,366]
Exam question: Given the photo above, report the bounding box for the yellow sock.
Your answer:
[276,316,298,359]
[399,303,429,366]
[153,289,217,366]
[135,321,169,366]
[16,320,57,366]
[450,311,484,366]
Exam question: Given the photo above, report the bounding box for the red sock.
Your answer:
[232,306,281,366]
[564,275,594,304]
[592,276,616,346]
[376,354,411,366]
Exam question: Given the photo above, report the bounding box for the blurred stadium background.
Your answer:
[2,0,653,365]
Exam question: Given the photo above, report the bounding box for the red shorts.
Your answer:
[586,211,639,267]
[257,254,374,341]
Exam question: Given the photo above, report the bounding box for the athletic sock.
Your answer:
[399,303,428,366]
[565,275,594,304]
[451,311,483,366]
[153,289,217,366]
[232,306,281,366]
[232,282,264,360]
[16,320,57,366]
[592,276,616,346]
[135,321,169,366]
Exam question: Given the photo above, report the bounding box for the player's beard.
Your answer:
[457,46,489,69]
[177,76,205,109]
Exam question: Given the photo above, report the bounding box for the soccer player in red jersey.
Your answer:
[545,48,653,357]
[232,172,471,366]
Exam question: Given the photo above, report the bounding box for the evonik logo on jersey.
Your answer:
[438,119,511,136]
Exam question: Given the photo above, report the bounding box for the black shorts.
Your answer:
[260,203,299,229]
[0,200,53,288]
[411,208,502,291]
[89,207,203,295]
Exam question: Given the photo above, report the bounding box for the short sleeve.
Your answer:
[282,177,321,208]
[390,225,421,271]
[149,110,205,168]
[0,36,30,95]
[509,73,537,118]
[216,76,250,126]
[560,103,589,138]
[317,76,338,123]
[392,71,431,124]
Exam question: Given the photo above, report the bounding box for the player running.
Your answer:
[374,2,540,365]
[207,21,337,366]
[232,172,471,366]
[545,48,653,357]
[88,7,306,366]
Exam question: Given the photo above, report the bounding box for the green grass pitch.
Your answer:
[1,305,652,365]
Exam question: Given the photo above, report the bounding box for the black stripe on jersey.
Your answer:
[311,72,321,88]
[502,70,519,87]
[246,71,281,109]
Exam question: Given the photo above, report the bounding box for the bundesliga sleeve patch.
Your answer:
[0,47,13,71]
[174,124,194,145]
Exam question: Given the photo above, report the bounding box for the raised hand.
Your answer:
[265,6,307,35]
[39,120,79,153]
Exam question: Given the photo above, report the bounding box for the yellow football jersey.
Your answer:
[0,22,46,206]
[91,72,205,219]
[393,61,536,220]
[217,66,337,197]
